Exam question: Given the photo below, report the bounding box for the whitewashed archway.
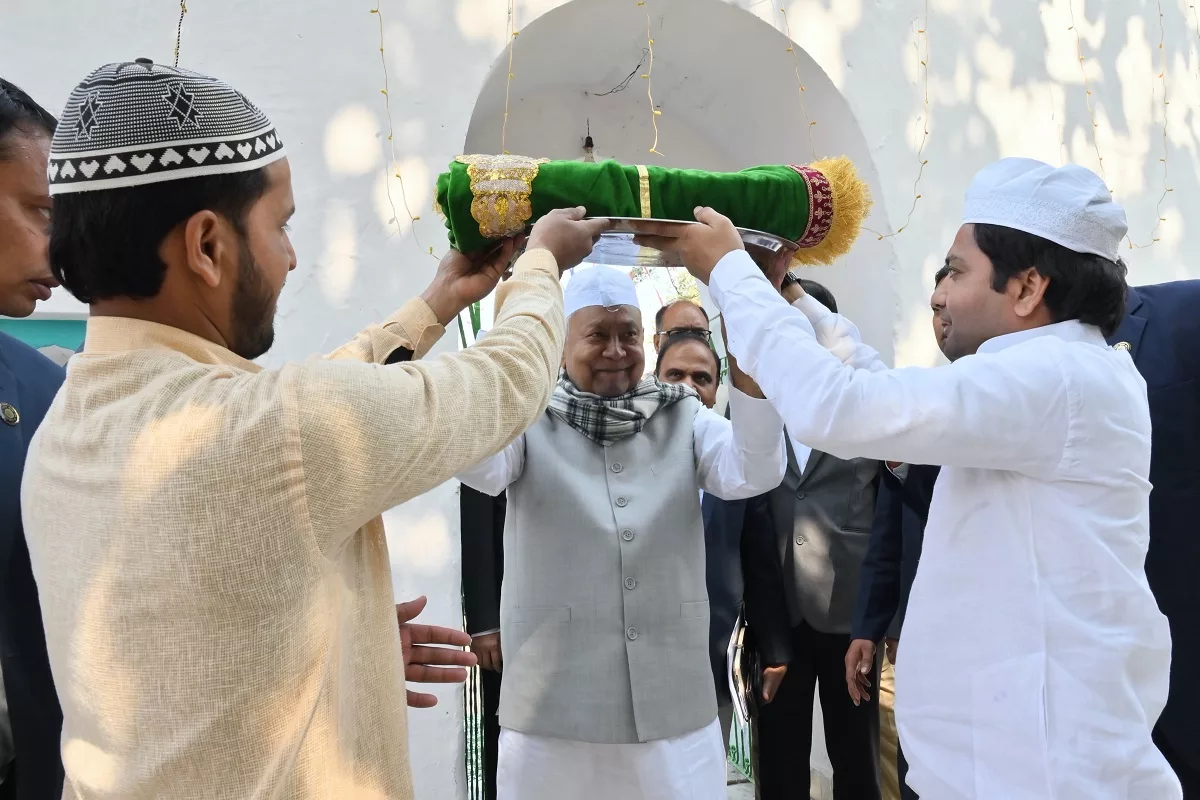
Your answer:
[463,0,900,367]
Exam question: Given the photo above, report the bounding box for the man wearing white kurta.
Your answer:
[637,159,1180,799]
[457,266,786,800]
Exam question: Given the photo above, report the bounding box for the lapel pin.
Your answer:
[0,402,19,426]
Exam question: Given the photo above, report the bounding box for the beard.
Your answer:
[228,236,278,361]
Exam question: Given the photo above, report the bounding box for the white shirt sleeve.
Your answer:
[693,386,787,500]
[456,435,527,496]
[792,294,888,372]
[709,250,1071,476]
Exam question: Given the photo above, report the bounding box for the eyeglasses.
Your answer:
[656,327,713,341]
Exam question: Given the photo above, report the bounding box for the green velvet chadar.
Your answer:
[433,154,871,265]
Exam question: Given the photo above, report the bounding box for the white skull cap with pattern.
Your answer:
[48,58,286,195]
[961,157,1128,262]
[564,266,640,318]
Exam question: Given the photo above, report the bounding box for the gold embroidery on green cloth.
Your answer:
[455,154,549,239]
[636,165,652,218]
[432,195,446,223]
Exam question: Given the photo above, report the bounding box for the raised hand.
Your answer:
[420,236,524,326]
[396,595,478,708]
[526,207,610,274]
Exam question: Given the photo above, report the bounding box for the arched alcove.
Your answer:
[462,0,899,365]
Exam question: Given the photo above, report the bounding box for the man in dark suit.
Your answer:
[460,483,506,800]
[0,336,62,800]
[849,462,939,800]
[655,325,792,744]
[845,266,951,800]
[0,78,65,799]
[730,280,882,800]
[753,438,882,799]
[700,470,792,745]
[1108,280,1200,797]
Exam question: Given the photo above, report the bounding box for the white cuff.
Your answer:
[708,249,768,308]
[792,293,834,325]
[726,385,783,433]
[471,628,500,638]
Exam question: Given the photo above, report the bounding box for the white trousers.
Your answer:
[497,719,727,800]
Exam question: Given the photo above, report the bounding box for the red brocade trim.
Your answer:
[788,164,834,248]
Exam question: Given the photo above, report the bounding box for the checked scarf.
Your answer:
[547,373,697,446]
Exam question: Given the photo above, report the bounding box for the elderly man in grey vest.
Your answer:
[457,265,786,800]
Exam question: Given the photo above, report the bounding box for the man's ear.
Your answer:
[1011,266,1050,320]
[180,210,229,289]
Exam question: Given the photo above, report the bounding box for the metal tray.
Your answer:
[585,217,797,268]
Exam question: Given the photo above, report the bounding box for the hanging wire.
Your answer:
[173,1,188,67]
[1128,0,1172,248]
[370,4,431,257]
[777,5,817,161]
[501,0,518,154]
[867,0,931,241]
[638,2,664,157]
[1068,0,1107,183]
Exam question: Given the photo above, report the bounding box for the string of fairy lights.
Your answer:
[1067,0,1106,184]
[1140,0,1172,249]
[639,3,664,157]
[1068,0,1173,250]
[866,0,930,241]
[371,5,431,257]
[500,0,518,155]
[776,5,817,162]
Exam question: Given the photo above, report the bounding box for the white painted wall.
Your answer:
[5,0,1200,796]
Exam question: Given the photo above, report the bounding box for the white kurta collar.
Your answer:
[976,319,1106,355]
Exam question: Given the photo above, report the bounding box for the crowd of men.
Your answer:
[2,57,1198,800]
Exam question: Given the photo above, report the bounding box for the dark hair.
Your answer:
[654,330,720,376]
[972,223,1127,336]
[49,170,269,303]
[0,78,56,159]
[799,279,837,313]
[654,299,706,330]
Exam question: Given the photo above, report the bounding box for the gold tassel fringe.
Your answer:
[791,155,873,267]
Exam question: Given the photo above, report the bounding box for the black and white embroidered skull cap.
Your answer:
[49,58,286,195]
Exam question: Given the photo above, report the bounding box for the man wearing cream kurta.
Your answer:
[20,60,607,799]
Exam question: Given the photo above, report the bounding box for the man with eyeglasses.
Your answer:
[653,298,711,351]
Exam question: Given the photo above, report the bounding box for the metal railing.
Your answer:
[464,665,486,800]
[729,713,754,779]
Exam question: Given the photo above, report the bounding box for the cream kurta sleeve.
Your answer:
[287,248,565,549]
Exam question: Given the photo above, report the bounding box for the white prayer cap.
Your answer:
[563,266,640,318]
[961,157,1127,262]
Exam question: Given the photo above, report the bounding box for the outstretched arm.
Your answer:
[693,388,787,501]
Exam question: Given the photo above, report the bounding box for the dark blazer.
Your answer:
[0,332,65,798]
[850,464,940,643]
[765,439,880,634]
[700,492,792,706]
[459,485,506,636]
[1108,281,1200,774]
